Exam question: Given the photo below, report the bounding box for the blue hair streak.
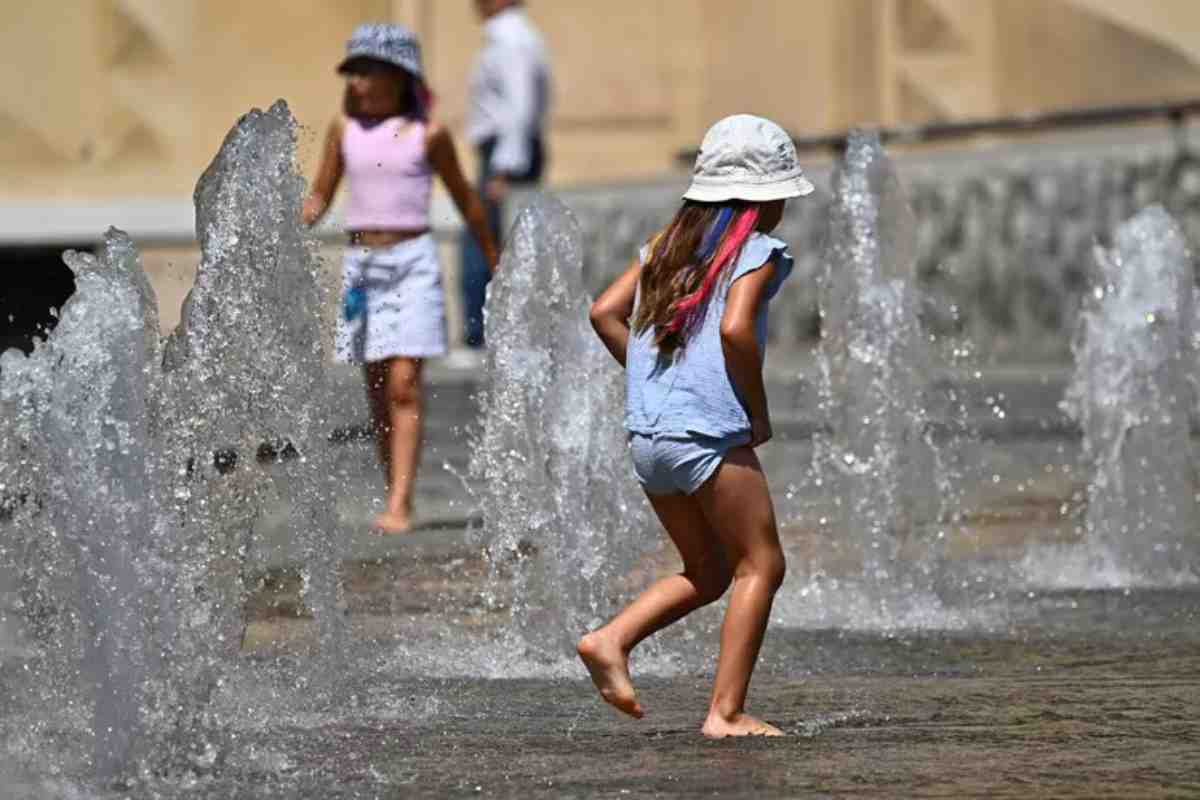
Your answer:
[695,206,735,264]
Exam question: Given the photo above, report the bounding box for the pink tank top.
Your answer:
[342,117,432,231]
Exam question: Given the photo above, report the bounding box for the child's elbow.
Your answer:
[588,300,610,331]
[719,319,752,346]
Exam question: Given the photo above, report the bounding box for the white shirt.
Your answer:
[465,7,551,176]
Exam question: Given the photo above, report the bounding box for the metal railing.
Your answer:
[676,98,1200,163]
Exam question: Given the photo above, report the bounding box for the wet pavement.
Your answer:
[4,361,1200,798]
[9,589,1197,799]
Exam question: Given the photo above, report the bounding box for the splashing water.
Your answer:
[161,100,342,680]
[1,233,164,782]
[6,98,1200,796]
[810,130,946,614]
[1061,205,1200,584]
[469,195,654,669]
[0,100,339,782]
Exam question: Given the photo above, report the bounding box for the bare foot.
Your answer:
[701,711,785,738]
[577,632,644,719]
[371,509,413,535]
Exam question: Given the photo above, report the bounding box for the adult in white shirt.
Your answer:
[461,0,551,348]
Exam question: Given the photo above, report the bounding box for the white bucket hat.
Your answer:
[683,114,815,203]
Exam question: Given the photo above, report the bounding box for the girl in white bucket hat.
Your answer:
[580,114,815,737]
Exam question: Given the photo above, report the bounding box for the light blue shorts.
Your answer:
[629,432,749,496]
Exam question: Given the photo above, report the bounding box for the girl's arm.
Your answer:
[302,117,345,227]
[427,124,500,272]
[721,261,777,446]
[589,259,641,368]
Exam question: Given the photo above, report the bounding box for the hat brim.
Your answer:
[336,52,422,80]
[336,55,368,74]
[683,175,816,203]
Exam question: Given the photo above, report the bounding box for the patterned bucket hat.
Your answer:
[337,23,424,79]
[683,115,815,203]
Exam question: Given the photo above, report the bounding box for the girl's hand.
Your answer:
[301,194,326,227]
[721,260,778,449]
[484,240,500,273]
[750,416,773,448]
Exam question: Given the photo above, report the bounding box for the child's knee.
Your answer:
[738,549,786,591]
[387,379,421,408]
[765,552,786,591]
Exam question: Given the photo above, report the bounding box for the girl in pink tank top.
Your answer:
[304,23,499,534]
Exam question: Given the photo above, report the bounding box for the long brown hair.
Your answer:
[632,200,760,353]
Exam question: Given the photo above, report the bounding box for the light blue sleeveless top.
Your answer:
[624,232,794,438]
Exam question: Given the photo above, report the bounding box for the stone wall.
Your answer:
[555,129,1200,362]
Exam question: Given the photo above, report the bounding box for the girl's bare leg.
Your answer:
[372,357,424,533]
[365,362,391,481]
[578,491,732,718]
[694,446,787,737]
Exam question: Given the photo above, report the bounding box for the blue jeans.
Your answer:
[460,137,544,347]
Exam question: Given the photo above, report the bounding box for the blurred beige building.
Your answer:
[4,0,1200,336]
[6,0,1200,201]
